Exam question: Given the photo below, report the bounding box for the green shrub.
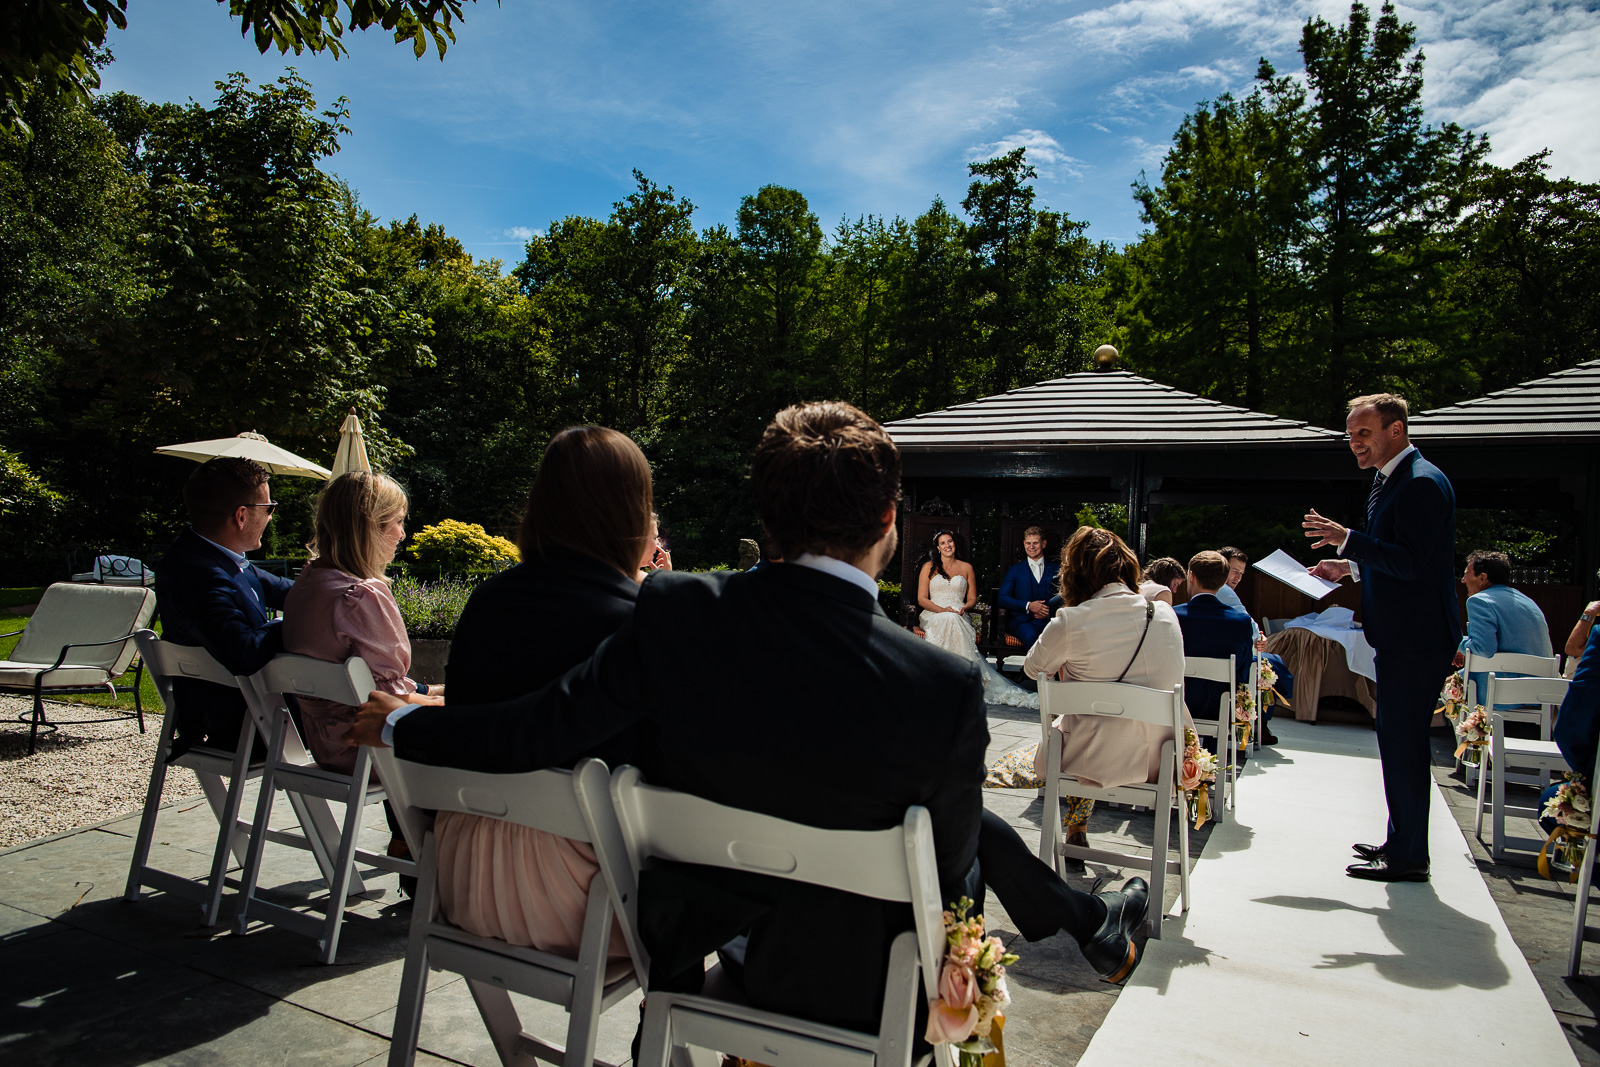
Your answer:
[408,519,519,576]
[391,575,477,639]
[0,450,64,585]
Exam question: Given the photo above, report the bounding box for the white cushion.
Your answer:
[11,583,156,676]
[0,662,116,688]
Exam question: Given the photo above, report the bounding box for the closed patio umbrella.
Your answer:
[154,431,332,480]
[331,408,371,478]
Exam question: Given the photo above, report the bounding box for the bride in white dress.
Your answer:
[917,531,1038,708]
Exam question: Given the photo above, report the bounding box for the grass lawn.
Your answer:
[1,610,163,713]
[1,587,47,607]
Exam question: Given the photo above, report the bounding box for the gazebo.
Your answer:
[885,360,1600,634]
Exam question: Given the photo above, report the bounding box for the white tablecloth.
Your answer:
[1285,606,1377,681]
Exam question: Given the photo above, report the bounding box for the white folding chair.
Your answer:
[1183,656,1237,817]
[600,767,946,1067]
[1037,681,1189,938]
[1474,674,1573,861]
[233,654,418,964]
[370,751,642,1067]
[1567,742,1600,976]
[123,630,259,926]
[1461,651,1562,788]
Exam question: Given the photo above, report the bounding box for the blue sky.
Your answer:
[99,0,1600,264]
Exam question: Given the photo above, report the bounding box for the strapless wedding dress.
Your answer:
[920,573,1038,708]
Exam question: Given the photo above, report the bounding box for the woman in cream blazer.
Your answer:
[1024,527,1188,841]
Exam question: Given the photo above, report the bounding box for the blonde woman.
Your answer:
[283,471,442,775]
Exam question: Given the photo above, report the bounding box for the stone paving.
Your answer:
[0,708,1592,1065]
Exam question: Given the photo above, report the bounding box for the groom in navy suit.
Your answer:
[1306,394,1459,882]
[154,457,295,757]
[1173,551,1255,726]
[997,526,1061,649]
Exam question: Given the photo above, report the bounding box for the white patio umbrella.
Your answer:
[154,431,332,480]
[330,407,371,477]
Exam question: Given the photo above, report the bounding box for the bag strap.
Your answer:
[1114,600,1156,683]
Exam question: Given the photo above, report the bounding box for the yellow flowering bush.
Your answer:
[408,519,519,575]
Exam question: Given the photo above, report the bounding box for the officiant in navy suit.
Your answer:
[997,526,1062,649]
[154,457,296,757]
[1306,394,1459,883]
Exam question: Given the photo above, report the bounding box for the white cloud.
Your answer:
[503,226,540,241]
[966,129,1087,179]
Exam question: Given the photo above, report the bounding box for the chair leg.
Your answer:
[1176,785,1191,916]
[1040,733,1061,867]
[133,661,146,733]
[27,683,44,756]
[1569,827,1599,977]
[1149,786,1171,940]
[562,886,613,1067]
[388,926,432,1066]
[234,710,289,934]
[317,748,375,965]
[466,978,542,1067]
[124,717,175,901]
[637,992,676,1067]
[199,721,258,927]
[1474,738,1490,837]
[1491,727,1508,863]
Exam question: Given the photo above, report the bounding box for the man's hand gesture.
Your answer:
[1303,509,1349,551]
[343,690,408,749]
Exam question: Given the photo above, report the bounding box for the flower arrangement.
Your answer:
[1179,728,1219,829]
[1540,774,1592,881]
[1257,659,1280,708]
[1233,686,1254,752]
[925,897,1017,1065]
[1438,670,1466,721]
[1454,705,1490,768]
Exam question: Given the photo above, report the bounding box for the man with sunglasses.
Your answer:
[155,457,295,757]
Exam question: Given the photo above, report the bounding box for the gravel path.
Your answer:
[0,696,200,850]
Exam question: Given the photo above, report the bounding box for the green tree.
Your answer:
[516,171,697,434]
[2,1,492,132]
[1281,0,1486,423]
[879,197,977,419]
[1128,80,1309,411]
[734,184,833,405]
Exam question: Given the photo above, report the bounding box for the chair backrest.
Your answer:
[1183,655,1234,685]
[1485,673,1570,710]
[1039,680,1186,734]
[605,766,946,1001]
[135,630,238,718]
[1465,651,1560,678]
[252,653,377,707]
[370,749,648,974]
[13,582,156,674]
[1262,617,1290,636]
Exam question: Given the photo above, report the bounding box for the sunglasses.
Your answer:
[242,501,280,515]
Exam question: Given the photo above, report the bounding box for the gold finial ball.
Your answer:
[1092,344,1119,370]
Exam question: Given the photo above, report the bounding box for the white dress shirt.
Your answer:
[1027,556,1045,586]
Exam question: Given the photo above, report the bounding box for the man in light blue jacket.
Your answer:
[1453,549,1553,707]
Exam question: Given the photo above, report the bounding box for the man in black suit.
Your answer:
[154,457,295,757]
[1305,393,1459,882]
[348,402,1149,1032]
[1173,551,1255,726]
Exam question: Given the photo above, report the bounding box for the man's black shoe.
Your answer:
[1078,877,1149,983]
[1260,728,1278,745]
[1345,858,1428,882]
[1351,842,1385,862]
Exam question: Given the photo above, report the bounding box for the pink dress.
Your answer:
[282,565,418,774]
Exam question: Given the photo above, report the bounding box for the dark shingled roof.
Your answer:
[1410,359,1600,442]
[884,370,1342,452]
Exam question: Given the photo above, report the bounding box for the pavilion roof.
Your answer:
[884,370,1342,452]
[1410,359,1600,442]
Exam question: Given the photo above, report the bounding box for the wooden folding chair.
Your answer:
[1037,680,1189,938]
[599,767,947,1067]
[233,653,417,963]
[370,750,643,1067]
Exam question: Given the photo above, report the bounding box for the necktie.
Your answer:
[1366,471,1387,531]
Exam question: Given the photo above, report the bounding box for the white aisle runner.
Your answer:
[1078,720,1576,1066]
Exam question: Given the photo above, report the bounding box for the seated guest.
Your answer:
[1452,549,1553,707]
[998,526,1061,649]
[1569,601,1600,667]
[1025,527,1188,852]
[1140,557,1185,605]
[1216,544,1290,742]
[435,426,651,964]
[1540,621,1600,833]
[282,472,441,775]
[352,402,1151,1033]
[1173,551,1254,727]
[154,457,293,757]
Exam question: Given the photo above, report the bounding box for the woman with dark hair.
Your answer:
[1141,556,1186,605]
[433,425,653,965]
[1022,526,1187,847]
[916,530,978,658]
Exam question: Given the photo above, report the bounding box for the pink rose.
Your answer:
[924,998,979,1044]
[939,961,978,1010]
[1180,755,1201,791]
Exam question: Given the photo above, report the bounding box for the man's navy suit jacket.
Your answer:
[154,527,293,752]
[1340,449,1461,653]
[1556,626,1600,782]
[1173,593,1253,721]
[997,559,1061,637]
